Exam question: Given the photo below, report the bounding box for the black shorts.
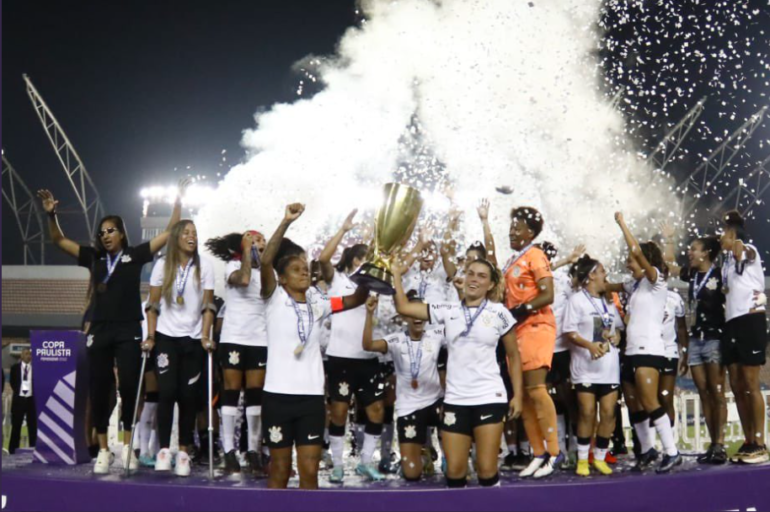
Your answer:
[219,343,268,372]
[262,392,326,449]
[547,351,571,385]
[379,361,396,380]
[621,355,667,384]
[660,357,679,376]
[437,347,448,372]
[144,347,157,372]
[326,356,384,406]
[574,383,621,399]
[397,401,443,445]
[721,313,768,367]
[441,402,508,437]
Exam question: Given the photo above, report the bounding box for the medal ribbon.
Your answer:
[405,334,424,383]
[502,243,534,276]
[289,295,314,348]
[175,258,195,302]
[103,250,124,285]
[582,290,613,330]
[460,299,488,338]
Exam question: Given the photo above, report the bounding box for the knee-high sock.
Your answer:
[651,408,678,457]
[246,407,262,453]
[361,422,383,465]
[594,437,611,462]
[530,386,560,457]
[577,437,591,462]
[139,402,158,456]
[631,411,655,454]
[329,422,346,468]
[381,424,394,458]
[556,414,568,455]
[221,406,238,453]
[522,395,546,457]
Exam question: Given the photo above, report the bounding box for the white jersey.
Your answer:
[404,261,450,304]
[307,286,332,358]
[220,260,267,347]
[662,290,686,360]
[150,256,216,339]
[325,271,375,360]
[623,273,668,357]
[562,291,623,386]
[723,244,766,321]
[264,286,334,396]
[429,301,516,406]
[553,268,574,353]
[384,327,446,417]
[141,300,149,341]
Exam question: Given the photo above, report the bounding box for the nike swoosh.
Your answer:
[134,337,142,341]
[480,415,493,421]
[159,370,169,375]
[259,362,267,367]
[753,350,762,355]
[307,435,320,440]
[375,392,384,397]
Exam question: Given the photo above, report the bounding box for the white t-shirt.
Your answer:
[264,286,334,396]
[553,268,574,353]
[562,291,623,386]
[723,245,767,322]
[404,261,450,304]
[325,271,375,360]
[384,327,446,418]
[623,273,668,357]
[429,301,516,406]
[220,260,267,347]
[150,256,216,339]
[662,290,686,360]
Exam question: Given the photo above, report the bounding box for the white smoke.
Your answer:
[196,0,677,270]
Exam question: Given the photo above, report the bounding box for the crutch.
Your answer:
[125,352,149,477]
[207,349,215,479]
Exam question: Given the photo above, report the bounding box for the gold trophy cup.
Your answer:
[351,183,423,295]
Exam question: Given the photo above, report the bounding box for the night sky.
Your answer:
[3,0,769,267]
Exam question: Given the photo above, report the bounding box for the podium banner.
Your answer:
[30,330,90,465]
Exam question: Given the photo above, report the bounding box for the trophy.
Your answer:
[351,183,423,295]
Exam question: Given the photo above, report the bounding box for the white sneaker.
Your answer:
[155,448,173,471]
[174,451,191,477]
[534,453,565,480]
[519,455,548,478]
[121,445,139,471]
[94,449,114,475]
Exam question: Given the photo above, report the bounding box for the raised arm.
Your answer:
[37,189,79,259]
[342,285,370,312]
[616,212,658,284]
[362,296,388,354]
[149,178,190,254]
[228,233,255,288]
[659,220,682,278]
[392,256,430,321]
[552,244,586,271]
[396,227,432,275]
[730,239,757,264]
[440,239,458,281]
[319,209,358,284]
[477,199,498,267]
[502,328,524,419]
[260,203,305,298]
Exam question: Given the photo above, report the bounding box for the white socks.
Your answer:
[138,402,158,457]
[653,415,679,457]
[221,406,238,453]
[594,446,608,462]
[246,406,262,454]
[577,442,591,462]
[330,435,345,468]
[634,419,656,454]
[361,433,380,465]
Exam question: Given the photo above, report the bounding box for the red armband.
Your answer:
[331,296,345,313]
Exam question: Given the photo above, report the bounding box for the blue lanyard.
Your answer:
[460,299,488,337]
[691,265,715,303]
[503,243,534,276]
[722,255,733,291]
[289,294,314,347]
[418,276,428,299]
[583,290,613,330]
[175,259,195,300]
[405,334,424,382]
[103,250,123,284]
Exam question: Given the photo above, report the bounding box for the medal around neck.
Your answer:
[351,183,423,296]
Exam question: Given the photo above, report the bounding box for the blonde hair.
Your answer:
[161,220,201,305]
